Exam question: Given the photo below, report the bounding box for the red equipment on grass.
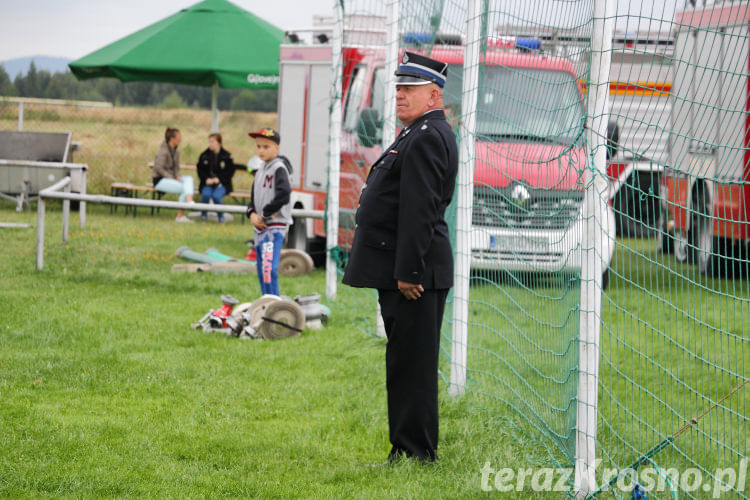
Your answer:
[191,295,239,333]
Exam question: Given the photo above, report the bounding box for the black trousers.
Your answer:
[377,288,448,462]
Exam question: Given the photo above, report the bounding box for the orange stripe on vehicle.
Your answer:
[579,80,672,96]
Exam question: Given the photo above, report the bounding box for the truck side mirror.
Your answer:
[606,121,620,161]
[357,108,382,148]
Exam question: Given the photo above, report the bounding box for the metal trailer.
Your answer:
[661,2,749,275]
[277,43,335,265]
[277,15,386,264]
[0,131,87,213]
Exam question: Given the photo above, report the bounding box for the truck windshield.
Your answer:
[444,65,584,144]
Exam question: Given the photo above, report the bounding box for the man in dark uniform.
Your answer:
[342,52,458,462]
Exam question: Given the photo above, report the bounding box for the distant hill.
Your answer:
[0,56,72,78]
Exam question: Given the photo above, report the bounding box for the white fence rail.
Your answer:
[35,177,324,270]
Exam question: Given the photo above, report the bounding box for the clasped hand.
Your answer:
[397,280,423,300]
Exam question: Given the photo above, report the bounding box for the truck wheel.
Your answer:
[287,219,307,252]
[658,210,674,254]
[740,242,750,279]
[613,179,640,237]
[307,237,327,268]
[674,232,689,263]
[287,220,326,268]
[613,171,660,238]
[688,184,713,275]
[709,237,747,279]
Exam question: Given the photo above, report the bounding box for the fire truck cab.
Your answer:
[434,44,616,279]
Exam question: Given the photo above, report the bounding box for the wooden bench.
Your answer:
[109,182,163,217]
[108,164,200,217]
[110,161,251,218]
[109,184,251,220]
[228,190,251,224]
[228,190,251,203]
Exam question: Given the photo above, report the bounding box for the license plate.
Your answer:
[489,235,549,252]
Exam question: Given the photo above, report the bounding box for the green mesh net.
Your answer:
[325,0,748,497]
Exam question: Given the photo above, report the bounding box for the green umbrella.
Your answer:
[69,0,284,131]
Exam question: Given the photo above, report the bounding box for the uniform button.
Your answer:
[380,241,386,246]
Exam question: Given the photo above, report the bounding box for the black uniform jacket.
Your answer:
[343,109,458,290]
[197,148,243,194]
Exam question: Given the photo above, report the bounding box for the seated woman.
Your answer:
[196,133,243,223]
[153,127,194,222]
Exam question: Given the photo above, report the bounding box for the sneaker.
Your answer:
[175,215,194,223]
[200,215,207,222]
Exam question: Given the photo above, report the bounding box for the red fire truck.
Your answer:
[278,35,617,281]
[660,2,750,275]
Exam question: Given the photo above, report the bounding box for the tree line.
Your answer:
[0,61,278,112]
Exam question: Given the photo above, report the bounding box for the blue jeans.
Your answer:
[200,184,226,220]
[255,229,285,296]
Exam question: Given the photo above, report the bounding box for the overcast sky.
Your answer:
[0,0,335,61]
[0,0,687,62]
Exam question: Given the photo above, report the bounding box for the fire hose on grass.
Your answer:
[174,246,314,275]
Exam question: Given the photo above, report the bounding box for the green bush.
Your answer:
[230,89,277,112]
[230,89,255,111]
[160,90,186,109]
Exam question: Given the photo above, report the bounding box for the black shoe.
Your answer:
[388,449,436,464]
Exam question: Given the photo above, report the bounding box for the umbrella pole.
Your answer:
[211,82,219,133]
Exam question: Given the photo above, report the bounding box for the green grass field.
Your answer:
[1,203,572,499]
[1,202,747,498]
